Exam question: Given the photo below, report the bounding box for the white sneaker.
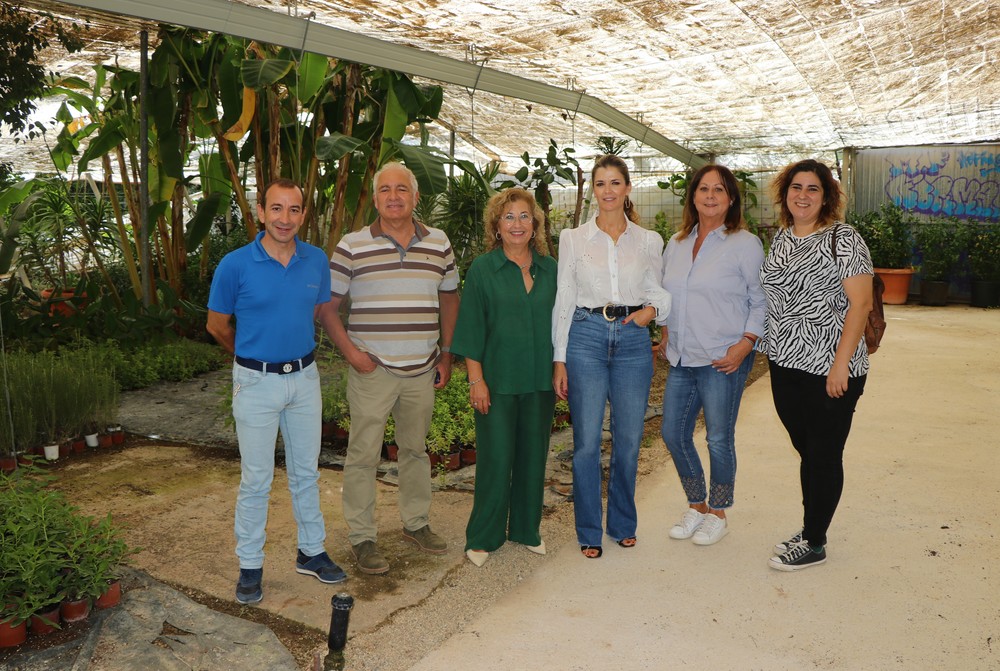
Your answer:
[668,509,705,540]
[692,513,728,546]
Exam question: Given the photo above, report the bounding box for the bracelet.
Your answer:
[742,336,756,347]
[468,377,483,387]
[440,345,451,353]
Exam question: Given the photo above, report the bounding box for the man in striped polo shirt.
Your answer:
[319,162,460,575]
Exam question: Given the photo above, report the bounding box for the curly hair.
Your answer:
[771,159,844,230]
[592,154,639,224]
[676,164,745,240]
[483,187,548,254]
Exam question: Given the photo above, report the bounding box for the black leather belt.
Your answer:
[235,351,315,374]
[583,304,645,321]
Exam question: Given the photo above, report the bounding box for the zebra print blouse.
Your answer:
[760,223,874,378]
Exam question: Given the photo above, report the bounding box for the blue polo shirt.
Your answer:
[208,231,330,362]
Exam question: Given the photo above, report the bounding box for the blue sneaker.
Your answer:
[236,567,263,604]
[296,550,348,584]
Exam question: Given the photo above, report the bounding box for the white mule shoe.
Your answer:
[466,549,489,567]
[525,540,546,555]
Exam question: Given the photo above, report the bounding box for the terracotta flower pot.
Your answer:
[0,456,16,475]
[108,426,125,445]
[98,434,113,448]
[59,441,71,458]
[460,447,477,466]
[95,580,122,609]
[29,606,61,635]
[71,438,86,454]
[60,597,91,623]
[445,451,461,471]
[385,443,398,461]
[0,617,27,648]
[875,268,914,305]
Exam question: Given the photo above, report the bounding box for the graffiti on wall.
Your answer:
[884,149,1000,219]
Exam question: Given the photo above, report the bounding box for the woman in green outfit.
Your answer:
[451,187,558,567]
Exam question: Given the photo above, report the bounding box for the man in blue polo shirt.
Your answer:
[207,178,347,605]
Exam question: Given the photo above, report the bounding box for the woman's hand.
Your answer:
[711,339,753,374]
[623,305,657,328]
[553,362,569,400]
[826,362,850,398]
[470,380,491,415]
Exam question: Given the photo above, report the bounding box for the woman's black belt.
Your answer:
[582,304,645,320]
[235,351,315,374]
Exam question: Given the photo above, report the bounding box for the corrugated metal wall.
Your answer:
[848,144,1000,220]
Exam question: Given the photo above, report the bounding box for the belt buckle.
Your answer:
[282,362,293,374]
[601,303,616,322]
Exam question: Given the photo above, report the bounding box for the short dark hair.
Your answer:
[260,178,304,207]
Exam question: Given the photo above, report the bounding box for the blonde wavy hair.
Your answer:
[483,187,548,255]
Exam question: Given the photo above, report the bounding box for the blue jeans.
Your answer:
[566,309,653,546]
[660,354,754,510]
[232,361,326,568]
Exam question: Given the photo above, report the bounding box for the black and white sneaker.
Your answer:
[773,530,805,555]
[769,543,826,571]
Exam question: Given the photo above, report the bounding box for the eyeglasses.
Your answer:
[502,213,532,224]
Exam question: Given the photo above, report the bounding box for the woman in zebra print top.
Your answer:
[759,159,874,571]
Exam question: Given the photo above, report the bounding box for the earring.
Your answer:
[624,197,633,210]
[496,231,502,240]
[531,231,536,239]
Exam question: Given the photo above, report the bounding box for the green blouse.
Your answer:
[451,247,557,395]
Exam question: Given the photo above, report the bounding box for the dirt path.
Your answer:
[36,355,768,670]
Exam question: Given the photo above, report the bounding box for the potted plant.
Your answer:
[553,399,571,432]
[0,474,70,643]
[914,216,963,306]
[849,203,915,304]
[967,221,1000,308]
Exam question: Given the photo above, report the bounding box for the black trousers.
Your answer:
[768,360,866,548]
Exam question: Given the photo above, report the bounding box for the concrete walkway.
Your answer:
[409,305,1000,671]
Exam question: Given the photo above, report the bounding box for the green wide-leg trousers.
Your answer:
[464,390,555,552]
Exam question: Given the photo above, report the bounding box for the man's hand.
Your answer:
[434,354,452,389]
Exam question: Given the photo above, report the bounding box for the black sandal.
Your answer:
[617,537,637,548]
[581,545,603,559]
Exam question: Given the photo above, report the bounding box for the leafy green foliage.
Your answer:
[848,203,915,269]
[0,472,134,624]
[967,221,1000,281]
[437,163,500,278]
[0,2,82,135]
[913,216,964,281]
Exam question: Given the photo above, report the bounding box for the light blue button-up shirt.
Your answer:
[660,225,766,367]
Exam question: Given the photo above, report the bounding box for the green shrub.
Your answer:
[967,221,1000,281]
[849,203,915,269]
[914,216,964,282]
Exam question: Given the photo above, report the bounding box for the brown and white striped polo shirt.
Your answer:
[329,219,459,375]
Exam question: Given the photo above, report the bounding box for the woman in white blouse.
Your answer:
[658,164,765,547]
[553,154,672,559]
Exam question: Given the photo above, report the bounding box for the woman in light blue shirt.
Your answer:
[657,164,765,546]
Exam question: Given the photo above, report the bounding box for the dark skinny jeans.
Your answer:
[768,360,866,548]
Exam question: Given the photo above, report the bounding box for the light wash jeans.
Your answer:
[566,308,653,546]
[232,361,326,568]
[660,354,754,510]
